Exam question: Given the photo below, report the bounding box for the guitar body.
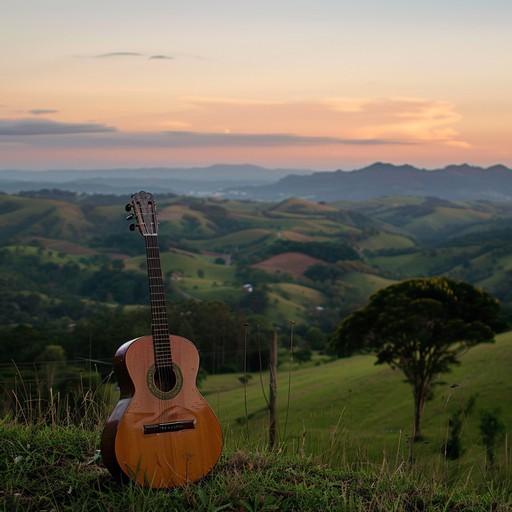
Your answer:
[101,334,223,488]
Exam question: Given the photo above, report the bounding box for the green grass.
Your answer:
[263,283,328,324]
[189,229,274,251]
[1,420,510,511]
[2,333,512,510]
[403,206,491,235]
[341,272,396,298]
[357,231,415,251]
[265,290,311,325]
[201,330,512,484]
[270,283,327,306]
[126,251,235,282]
[368,251,442,277]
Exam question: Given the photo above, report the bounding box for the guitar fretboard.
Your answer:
[145,235,172,368]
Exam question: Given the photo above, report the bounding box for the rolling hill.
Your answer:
[201,329,512,467]
[3,190,512,332]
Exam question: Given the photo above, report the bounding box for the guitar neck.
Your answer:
[145,235,172,368]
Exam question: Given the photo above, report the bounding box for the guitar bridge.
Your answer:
[143,419,195,435]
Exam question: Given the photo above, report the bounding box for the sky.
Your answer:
[1,0,512,171]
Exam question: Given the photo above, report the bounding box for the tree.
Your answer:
[479,408,506,470]
[304,326,327,350]
[238,288,269,315]
[331,277,502,440]
[168,300,244,374]
[36,344,66,389]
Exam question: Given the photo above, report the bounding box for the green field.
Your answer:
[201,330,512,474]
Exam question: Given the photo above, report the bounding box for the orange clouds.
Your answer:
[336,97,468,146]
[166,95,468,148]
[0,95,481,169]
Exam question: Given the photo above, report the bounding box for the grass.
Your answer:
[126,250,237,288]
[189,229,274,251]
[2,332,512,510]
[341,272,396,299]
[356,231,415,251]
[1,420,510,511]
[269,283,327,310]
[201,330,512,485]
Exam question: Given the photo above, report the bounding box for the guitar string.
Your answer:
[148,230,177,480]
[136,197,223,483]
[134,196,179,483]
[146,235,174,391]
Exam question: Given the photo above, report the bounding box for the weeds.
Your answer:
[479,407,506,471]
[1,419,510,511]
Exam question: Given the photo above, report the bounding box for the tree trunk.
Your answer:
[413,388,427,441]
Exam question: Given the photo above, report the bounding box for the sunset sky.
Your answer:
[1,1,511,171]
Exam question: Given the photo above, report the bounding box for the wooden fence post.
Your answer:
[269,330,278,450]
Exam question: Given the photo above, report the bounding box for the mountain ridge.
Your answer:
[1,162,512,201]
[227,162,512,202]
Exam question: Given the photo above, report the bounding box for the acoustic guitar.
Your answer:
[101,191,223,488]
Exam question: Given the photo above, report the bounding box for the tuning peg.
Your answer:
[129,224,136,231]
[126,214,134,221]
[125,203,132,212]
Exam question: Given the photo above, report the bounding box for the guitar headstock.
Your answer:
[127,191,158,236]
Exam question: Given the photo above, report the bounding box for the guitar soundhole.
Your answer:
[154,365,177,392]
[147,363,183,399]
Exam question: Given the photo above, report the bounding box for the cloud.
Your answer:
[107,130,406,149]
[180,96,467,147]
[0,118,116,136]
[160,131,403,148]
[29,109,59,115]
[323,98,369,113]
[94,52,143,59]
[149,55,174,60]
[323,96,468,146]
[0,121,405,151]
[74,51,206,61]
[1,94,465,156]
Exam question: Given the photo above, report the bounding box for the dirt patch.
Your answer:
[158,210,184,221]
[279,231,312,242]
[253,252,322,278]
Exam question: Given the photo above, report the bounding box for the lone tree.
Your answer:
[332,277,502,440]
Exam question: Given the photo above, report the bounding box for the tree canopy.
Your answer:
[331,277,503,439]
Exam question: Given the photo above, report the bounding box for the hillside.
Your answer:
[229,163,512,202]
[202,330,512,462]
[3,191,512,331]
[3,189,512,402]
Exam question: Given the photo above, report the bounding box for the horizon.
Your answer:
[2,161,511,176]
[2,1,512,171]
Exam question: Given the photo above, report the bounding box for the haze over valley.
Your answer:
[3,162,512,202]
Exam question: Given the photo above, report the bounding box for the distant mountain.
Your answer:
[2,163,512,202]
[226,163,512,202]
[0,164,313,196]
